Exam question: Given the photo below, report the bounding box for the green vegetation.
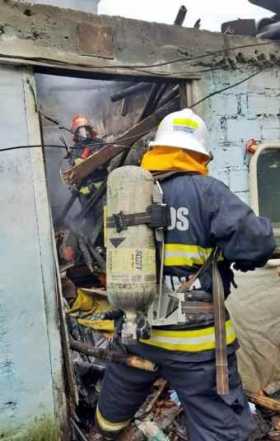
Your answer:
[0,417,60,441]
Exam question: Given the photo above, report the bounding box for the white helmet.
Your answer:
[149,108,210,158]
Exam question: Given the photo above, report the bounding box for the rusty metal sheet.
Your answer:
[78,24,114,59]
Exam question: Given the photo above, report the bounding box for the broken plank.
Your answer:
[62,144,125,185]
[247,392,280,413]
[63,99,178,185]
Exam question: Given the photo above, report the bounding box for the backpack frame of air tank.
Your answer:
[106,166,194,342]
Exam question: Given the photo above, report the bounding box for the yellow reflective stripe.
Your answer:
[96,406,130,432]
[149,321,229,338]
[164,244,213,267]
[173,118,200,129]
[165,256,200,266]
[140,320,236,352]
[79,186,91,195]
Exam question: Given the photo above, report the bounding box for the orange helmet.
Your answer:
[71,114,97,142]
[71,114,90,133]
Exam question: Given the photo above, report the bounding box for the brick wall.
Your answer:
[199,68,280,204]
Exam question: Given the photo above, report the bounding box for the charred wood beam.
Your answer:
[138,82,173,122]
[179,83,188,107]
[117,98,179,144]
[70,338,157,372]
[111,82,151,102]
[152,83,170,109]
[158,85,180,107]
[121,97,128,116]
[174,5,188,26]
[138,83,161,121]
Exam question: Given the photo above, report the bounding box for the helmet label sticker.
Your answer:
[173,118,200,128]
[173,117,200,134]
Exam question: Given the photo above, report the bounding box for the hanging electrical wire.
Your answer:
[0,41,274,75]
[129,41,274,75]
[0,67,267,155]
[190,69,264,108]
[69,41,275,70]
[0,143,128,153]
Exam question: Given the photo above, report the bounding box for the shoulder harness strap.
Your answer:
[177,248,229,396]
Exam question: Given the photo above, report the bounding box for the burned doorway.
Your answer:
[36,73,182,229]
[35,72,182,279]
[35,71,183,436]
[36,74,183,278]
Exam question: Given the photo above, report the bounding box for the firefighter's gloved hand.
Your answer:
[233,261,257,272]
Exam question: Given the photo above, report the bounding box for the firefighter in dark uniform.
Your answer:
[60,115,106,266]
[96,109,276,441]
[70,114,106,203]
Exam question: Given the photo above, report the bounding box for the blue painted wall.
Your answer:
[0,66,66,438]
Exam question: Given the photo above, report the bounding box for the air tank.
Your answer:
[106,166,157,341]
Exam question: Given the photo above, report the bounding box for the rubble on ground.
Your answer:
[59,266,280,441]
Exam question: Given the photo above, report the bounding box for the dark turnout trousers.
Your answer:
[96,344,255,441]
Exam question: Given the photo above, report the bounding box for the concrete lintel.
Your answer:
[0,1,279,79]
